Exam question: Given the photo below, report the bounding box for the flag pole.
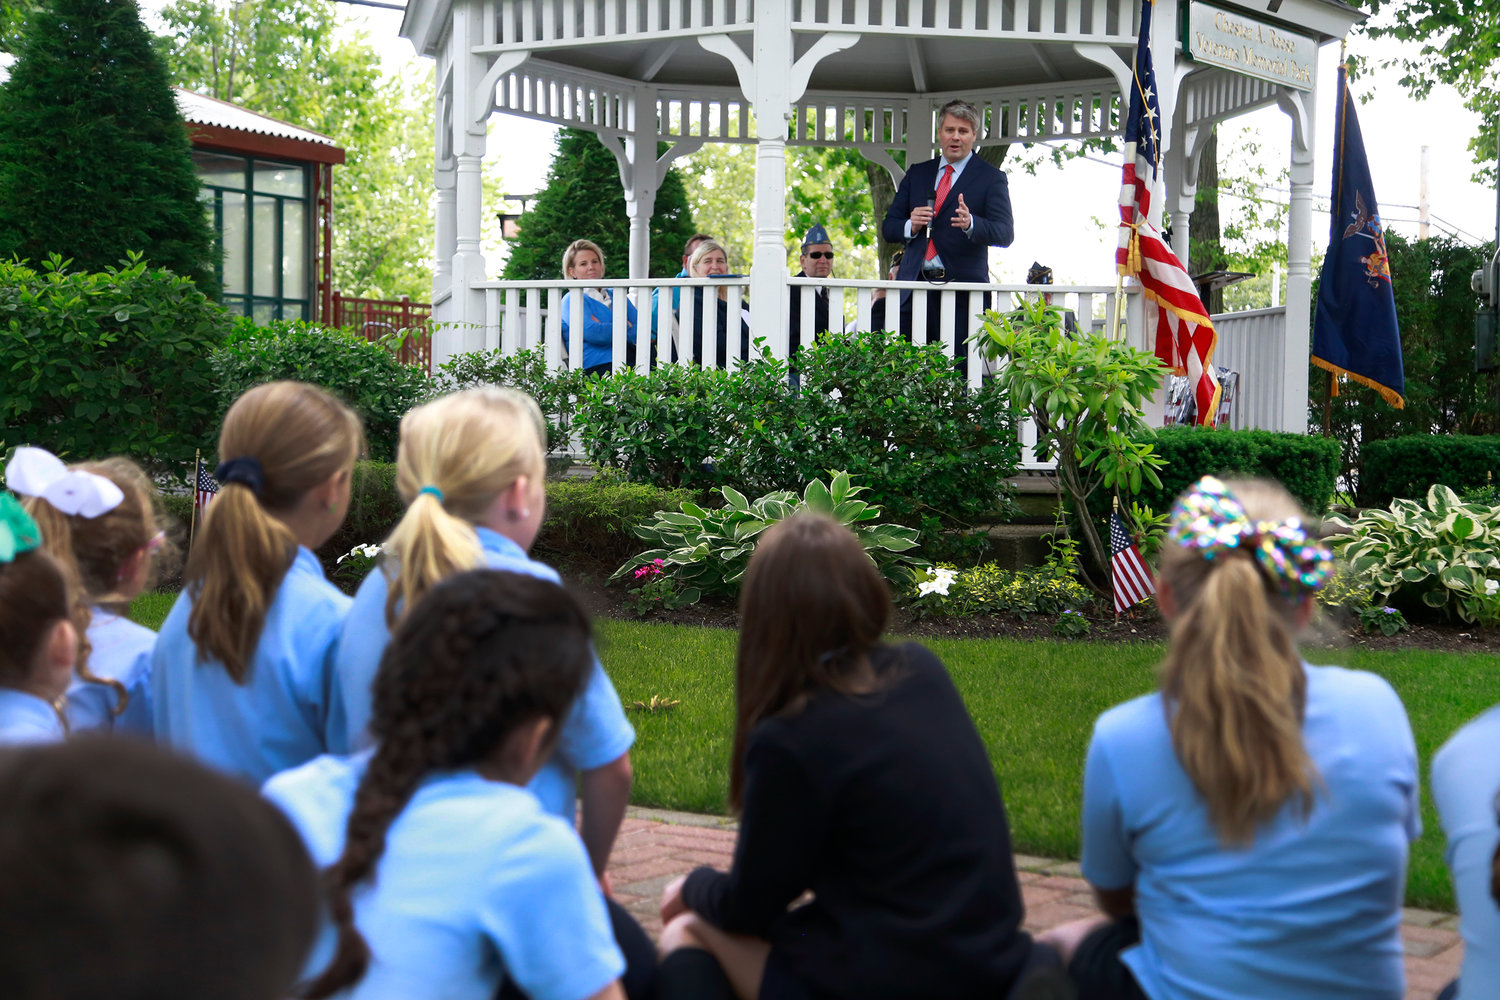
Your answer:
[188,449,200,554]
[1111,493,1120,619]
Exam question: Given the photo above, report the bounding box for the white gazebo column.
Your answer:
[433,139,457,322]
[703,20,856,358]
[446,0,500,339]
[1278,63,1318,434]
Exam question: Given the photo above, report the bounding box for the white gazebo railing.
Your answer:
[460,276,1135,470]
[1210,306,1290,431]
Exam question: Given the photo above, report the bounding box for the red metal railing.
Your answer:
[331,293,434,372]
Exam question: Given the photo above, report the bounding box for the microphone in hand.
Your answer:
[923,195,936,240]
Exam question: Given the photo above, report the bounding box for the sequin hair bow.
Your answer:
[1168,476,1333,595]
[5,446,124,518]
[0,493,42,563]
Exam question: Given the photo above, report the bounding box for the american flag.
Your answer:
[193,461,219,514]
[1117,0,1220,427]
[1110,509,1156,614]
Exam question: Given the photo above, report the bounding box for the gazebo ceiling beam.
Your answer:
[634,40,680,82]
[905,38,928,91]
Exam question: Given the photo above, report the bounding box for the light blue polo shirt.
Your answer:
[1433,704,1500,1000]
[1082,664,1419,1000]
[152,547,352,784]
[0,689,65,745]
[68,607,155,735]
[265,753,624,1000]
[335,527,634,820]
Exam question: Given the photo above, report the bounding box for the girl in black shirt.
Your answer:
[656,514,1061,1000]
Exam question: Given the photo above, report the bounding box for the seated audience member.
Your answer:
[788,224,834,358]
[1432,709,1500,999]
[0,737,319,1000]
[1042,476,1419,1000]
[0,494,74,745]
[651,232,714,346]
[655,514,1064,1000]
[11,447,170,735]
[267,570,633,1000]
[560,239,638,376]
[678,239,750,367]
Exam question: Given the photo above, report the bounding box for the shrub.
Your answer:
[435,347,588,456]
[1357,436,1500,507]
[1138,426,1341,515]
[211,319,432,461]
[611,472,922,604]
[908,561,1090,619]
[574,330,1022,529]
[534,478,699,567]
[1324,485,1500,623]
[573,364,734,489]
[318,461,405,569]
[0,255,231,468]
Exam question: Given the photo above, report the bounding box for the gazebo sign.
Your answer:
[1183,2,1316,92]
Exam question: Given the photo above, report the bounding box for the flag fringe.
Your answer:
[1310,355,1405,409]
[1139,285,1216,333]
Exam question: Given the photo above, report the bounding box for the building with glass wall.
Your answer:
[176,90,344,324]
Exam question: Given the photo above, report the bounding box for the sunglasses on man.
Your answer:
[804,251,835,259]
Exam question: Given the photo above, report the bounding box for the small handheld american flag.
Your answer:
[1110,509,1156,614]
[194,462,219,514]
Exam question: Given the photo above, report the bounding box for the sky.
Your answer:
[125,0,1500,286]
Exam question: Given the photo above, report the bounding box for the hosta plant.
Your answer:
[611,472,922,604]
[1324,485,1500,623]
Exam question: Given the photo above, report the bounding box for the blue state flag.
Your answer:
[1312,64,1404,408]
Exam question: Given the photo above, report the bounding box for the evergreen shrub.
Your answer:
[211,319,432,461]
[0,0,218,291]
[573,330,1021,528]
[1139,426,1341,515]
[435,346,588,456]
[0,255,230,467]
[1358,436,1500,507]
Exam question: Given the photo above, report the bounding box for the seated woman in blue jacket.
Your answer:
[560,240,638,376]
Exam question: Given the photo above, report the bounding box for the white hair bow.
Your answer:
[5,447,125,519]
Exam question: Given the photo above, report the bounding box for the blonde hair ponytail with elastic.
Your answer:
[187,382,362,683]
[383,386,547,626]
[1159,478,1327,846]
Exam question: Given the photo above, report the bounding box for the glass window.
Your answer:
[221,191,247,294]
[254,161,305,197]
[252,301,277,326]
[253,196,278,298]
[194,151,246,190]
[282,201,306,300]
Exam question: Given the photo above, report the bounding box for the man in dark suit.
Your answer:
[881,99,1014,372]
[788,223,834,359]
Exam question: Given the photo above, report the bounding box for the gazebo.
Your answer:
[399,0,1363,434]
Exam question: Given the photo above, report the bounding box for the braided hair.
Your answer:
[301,569,594,999]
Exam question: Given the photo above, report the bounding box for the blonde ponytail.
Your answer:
[1159,478,1318,846]
[383,387,546,627]
[187,382,362,683]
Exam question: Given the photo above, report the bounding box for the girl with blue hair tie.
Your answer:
[1041,477,1419,1000]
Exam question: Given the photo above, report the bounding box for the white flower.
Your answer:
[1486,579,1498,597]
[337,543,382,564]
[918,567,958,597]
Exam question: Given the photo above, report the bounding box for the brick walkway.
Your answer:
[608,808,1464,1000]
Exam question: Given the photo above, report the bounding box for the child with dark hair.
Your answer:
[9,448,173,734]
[0,495,77,744]
[0,736,320,1000]
[656,513,1058,1000]
[266,569,629,1000]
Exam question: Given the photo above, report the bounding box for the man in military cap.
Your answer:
[789,223,835,358]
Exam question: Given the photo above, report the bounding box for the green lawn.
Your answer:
[596,619,1494,912]
[128,593,1490,911]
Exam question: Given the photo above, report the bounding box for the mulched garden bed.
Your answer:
[557,562,1500,654]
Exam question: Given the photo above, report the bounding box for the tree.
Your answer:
[1354,0,1500,184]
[502,128,697,280]
[0,0,218,291]
[1311,232,1500,496]
[155,0,435,299]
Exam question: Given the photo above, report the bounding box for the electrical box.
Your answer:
[1479,309,1498,373]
